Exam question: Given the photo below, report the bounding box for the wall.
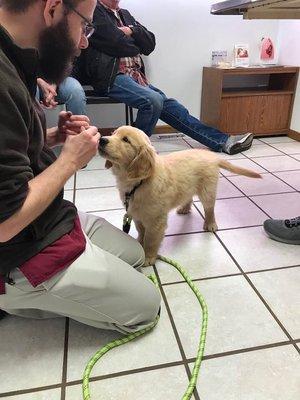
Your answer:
[46,0,280,129]
[278,20,300,132]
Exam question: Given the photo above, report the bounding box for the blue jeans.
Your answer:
[108,74,228,152]
[56,77,87,115]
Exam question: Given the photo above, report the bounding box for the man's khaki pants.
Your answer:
[0,213,161,334]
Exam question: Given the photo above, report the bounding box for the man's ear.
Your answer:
[43,0,63,27]
[105,160,113,169]
[127,145,155,180]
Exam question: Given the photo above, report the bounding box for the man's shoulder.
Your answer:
[0,47,29,98]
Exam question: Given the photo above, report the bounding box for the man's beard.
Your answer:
[38,17,78,85]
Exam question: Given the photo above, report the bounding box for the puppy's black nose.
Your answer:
[99,137,109,148]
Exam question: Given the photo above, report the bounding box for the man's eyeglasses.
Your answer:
[64,2,96,39]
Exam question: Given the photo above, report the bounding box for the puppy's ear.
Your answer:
[105,160,113,169]
[127,144,156,180]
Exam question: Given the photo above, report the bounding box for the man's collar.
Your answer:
[99,1,120,12]
[0,25,39,97]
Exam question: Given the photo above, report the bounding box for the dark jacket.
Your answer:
[73,3,156,93]
[0,26,77,275]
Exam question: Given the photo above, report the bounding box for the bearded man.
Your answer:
[0,0,160,332]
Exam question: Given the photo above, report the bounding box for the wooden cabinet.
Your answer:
[200,66,299,136]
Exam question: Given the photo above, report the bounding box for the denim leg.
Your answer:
[108,75,164,136]
[149,85,229,152]
[56,77,87,115]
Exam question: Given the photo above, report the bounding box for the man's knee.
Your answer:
[122,279,161,333]
[145,91,164,114]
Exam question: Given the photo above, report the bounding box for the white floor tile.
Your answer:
[0,318,65,393]
[260,136,296,144]
[219,152,246,160]
[249,268,300,339]
[218,227,300,272]
[271,141,300,154]
[156,232,239,284]
[66,303,181,381]
[252,155,300,173]
[152,139,191,152]
[64,190,73,202]
[197,346,300,400]
[76,169,116,189]
[66,366,194,400]
[64,175,75,190]
[195,197,267,230]
[2,389,61,400]
[75,187,122,212]
[85,155,107,170]
[216,177,244,199]
[92,209,137,239]
[221,158,267,176]
[293,154,300,161]
[184,138,208,149]
[274,170,300,190]
[164,276,286,358]
[228,173,294,196]
[242,144,283,158]
[250,192,300,219]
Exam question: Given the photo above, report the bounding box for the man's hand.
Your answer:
[59,126,100,171]
[37,78,58,109]
[46,111,90,147]
[118,26,133,36]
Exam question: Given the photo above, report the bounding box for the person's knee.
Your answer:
[126,278,161,332]
[131,241,145,270]
[144,92,164,114]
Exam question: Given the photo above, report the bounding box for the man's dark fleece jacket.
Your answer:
[0,26,77,276]
[73,2,156,93]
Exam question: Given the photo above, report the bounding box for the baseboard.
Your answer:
[288,129,300,142]
[99,125,177,136]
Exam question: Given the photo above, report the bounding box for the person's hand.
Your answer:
[37,78,58,109]
[59,126,100,171]
[46,111,91,147]
[118,26,133,36]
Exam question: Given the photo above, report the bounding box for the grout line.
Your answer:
[214,233,300,355]
[0,384,63,398]
[193,340,293,362]
[242,153,300,192]
[160,263,300,287]
[60,318,70,400]
[153,265,201,400]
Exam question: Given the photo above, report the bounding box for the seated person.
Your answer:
[73,0,253,155]
[37,76,87,116]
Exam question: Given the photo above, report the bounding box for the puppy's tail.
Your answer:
[219,159,262,179]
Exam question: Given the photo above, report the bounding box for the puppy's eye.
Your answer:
[122,136,130,143]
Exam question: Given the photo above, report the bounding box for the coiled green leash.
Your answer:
[82,255,208,400]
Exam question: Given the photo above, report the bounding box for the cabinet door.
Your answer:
[219,94,292,134]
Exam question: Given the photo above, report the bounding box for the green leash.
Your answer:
[82,255,208,400]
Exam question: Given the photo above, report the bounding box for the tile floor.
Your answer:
[1,134,300,400]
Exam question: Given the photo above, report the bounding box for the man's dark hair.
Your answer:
[0,0,82,14]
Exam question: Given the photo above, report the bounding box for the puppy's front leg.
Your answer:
[143,218,167,266]
[134,220,145,245]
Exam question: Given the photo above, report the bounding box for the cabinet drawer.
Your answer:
[219,94,292,134]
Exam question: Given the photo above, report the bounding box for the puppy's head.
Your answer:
[98,126,156,181]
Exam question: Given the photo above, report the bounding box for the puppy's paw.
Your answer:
[177,205,192,215]
[203,221,218,232]
[143,256,157,267]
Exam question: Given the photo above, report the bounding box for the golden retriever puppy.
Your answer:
[99,126,262,266]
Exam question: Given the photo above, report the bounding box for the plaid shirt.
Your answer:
[100,2,148,86]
